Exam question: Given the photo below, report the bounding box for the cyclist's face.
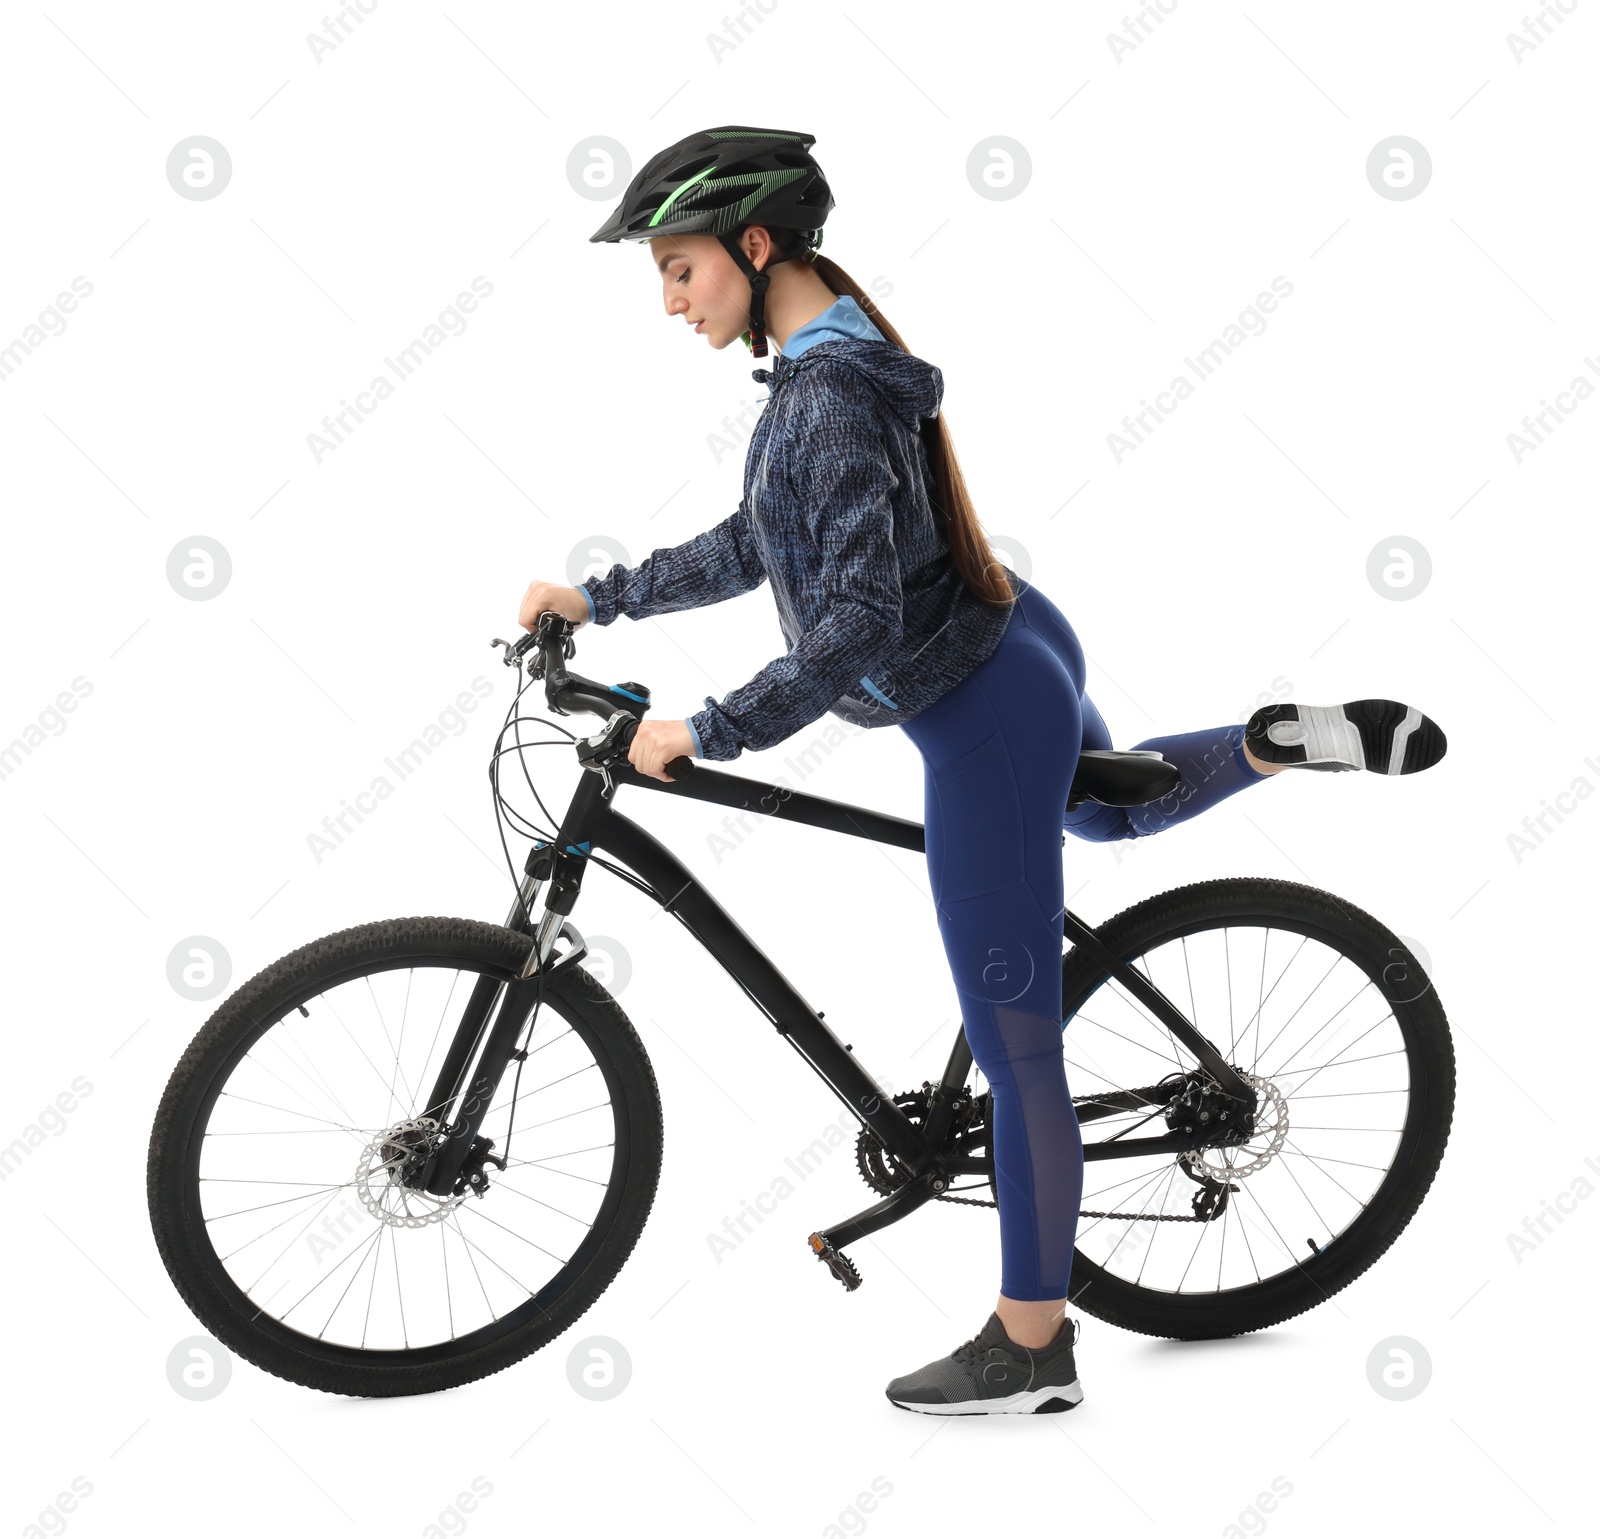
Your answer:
[651,232,759,350]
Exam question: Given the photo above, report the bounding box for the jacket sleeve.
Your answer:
[581,499,767,626]
[688,370,904,761]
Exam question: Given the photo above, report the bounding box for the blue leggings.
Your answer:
[898,582,1271,1301]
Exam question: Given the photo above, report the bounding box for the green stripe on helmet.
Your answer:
[650,167,809,234]
[648,162,718,228]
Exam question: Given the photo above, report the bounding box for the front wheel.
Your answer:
[1056,877,1455,1340]
[147,917,663,1397]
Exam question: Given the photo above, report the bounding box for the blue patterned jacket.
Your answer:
[581,324,1016,761]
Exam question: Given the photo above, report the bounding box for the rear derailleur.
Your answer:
[1083,1069,1257,1223]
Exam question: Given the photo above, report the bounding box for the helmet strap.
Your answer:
[719,231,801,359]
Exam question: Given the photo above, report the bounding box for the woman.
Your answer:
[518,126,1447,1416]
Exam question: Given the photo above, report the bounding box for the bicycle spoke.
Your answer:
[454,1203,572,1268]
[243,1184,350,1296]
[504,1102,613,1134]
[1067,1010,1190,1071]
[1223,927,1235,1056]
[280,1217,388,1324]
[1254,977,1376,1083]
[1269,1135,1340,1241]
[504,1154,612,1188]
[446,1213,545,1300]
[1181,934,1199,1040]
[390,1221,408,1349]
[1271,1044,1406,1085]
[271,1021,364,1133]
[1135,1167,1184,1288]
[447,1213,498,1319]
[234,1049,359,1147]
[482,1179,594,1229]
[440,1224,459,1341]
[318,1228,385,1340]
[319,990,419,1120]
[360,1227,382,1349]
[206,1182,351,1227]
[1279,1140,1390,1179]
[502,1140,616,1167]
[1270,1018,1400,1095]
[213,1091,374,1136]
[363,973,417,1123]
[216,1192,341,1262]
[203,1126,367,1137]
[484,1060,601,1121]
[1248,951,1346,1068]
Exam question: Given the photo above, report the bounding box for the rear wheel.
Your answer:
[1052,878,1453,1339]
[147,916,663,1397]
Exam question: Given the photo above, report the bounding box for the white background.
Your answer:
[2,2,1595,1535]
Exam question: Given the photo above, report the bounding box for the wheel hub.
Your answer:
[1171,1069,1288,1180]
[354,1117,468,1228]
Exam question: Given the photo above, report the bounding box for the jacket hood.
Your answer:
[754,337,944,426]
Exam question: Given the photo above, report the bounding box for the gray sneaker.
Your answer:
[885,1311,1084,1416]
[1244,699,1447,775]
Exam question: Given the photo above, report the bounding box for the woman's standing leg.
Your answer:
[902,613,1086,1345]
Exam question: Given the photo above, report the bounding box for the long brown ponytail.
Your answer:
[772,234,1016,610]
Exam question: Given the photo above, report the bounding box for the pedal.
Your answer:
[807,1232,862,1292]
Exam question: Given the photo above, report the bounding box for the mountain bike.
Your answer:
[146,612,1455,1398]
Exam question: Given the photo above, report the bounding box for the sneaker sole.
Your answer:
[886,1379,1085,1416]
[1244,699,1446,775]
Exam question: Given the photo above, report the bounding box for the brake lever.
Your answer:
[575,711,635,791]
[490,634,536,668]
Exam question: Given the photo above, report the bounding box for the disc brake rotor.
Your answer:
[354,1117,467,1228]
[1185,1070,1288,1180]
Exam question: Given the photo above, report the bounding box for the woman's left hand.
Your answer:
[628,719,698,781]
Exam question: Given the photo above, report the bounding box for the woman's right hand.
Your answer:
[518,580,591,632]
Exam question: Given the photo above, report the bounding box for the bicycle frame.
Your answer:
[417,741,1260,1243]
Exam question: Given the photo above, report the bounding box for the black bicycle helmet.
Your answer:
[589,125,835,358]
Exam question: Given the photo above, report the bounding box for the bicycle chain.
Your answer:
[858,1074,1277,1222]
[947,1173,1224,1220]
[1078,1180,1227,1223]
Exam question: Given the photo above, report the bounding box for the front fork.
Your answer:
[412,779,601,1197]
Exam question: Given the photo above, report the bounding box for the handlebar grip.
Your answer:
[615,717,697,780]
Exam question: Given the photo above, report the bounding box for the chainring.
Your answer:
[855,1085,997,1208]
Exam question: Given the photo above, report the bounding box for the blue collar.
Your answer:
[778,293,886,359]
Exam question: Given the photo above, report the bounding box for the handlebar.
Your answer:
[492,611,696,782]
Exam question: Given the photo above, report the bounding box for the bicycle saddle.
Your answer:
[1066,749,1181,810]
